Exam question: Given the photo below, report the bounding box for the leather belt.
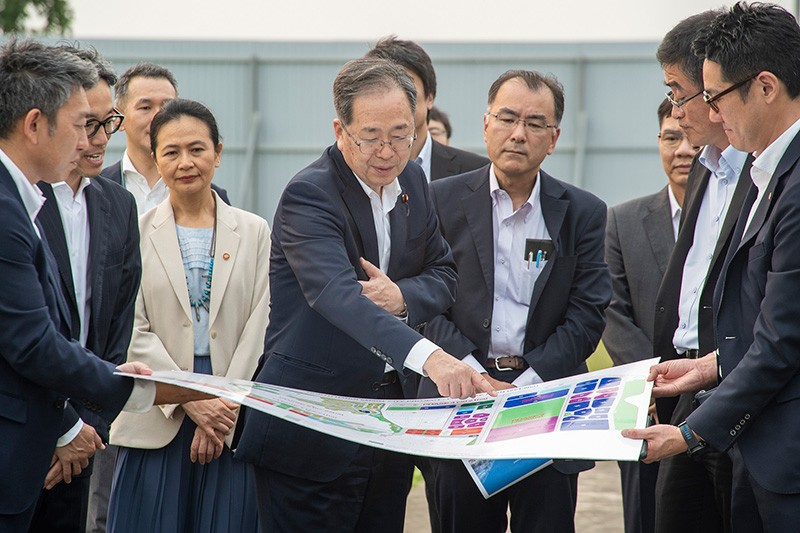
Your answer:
[483,356,526,372]
[683,349,701,359]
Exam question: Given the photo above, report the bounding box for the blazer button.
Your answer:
[371,347,377,354]
[53,400,64,409]
[210,330,217,339]
[735,424,741,430]
[482,319,490,328]
[730,430,736,436]
[658,306,665,313]
[386,357,393,364]
[739,419,746,425]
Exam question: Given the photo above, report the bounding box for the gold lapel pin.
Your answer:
[222,252,231,260]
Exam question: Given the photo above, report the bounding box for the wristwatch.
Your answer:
[678,421,707,457]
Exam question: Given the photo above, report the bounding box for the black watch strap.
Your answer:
[678,421,707,456]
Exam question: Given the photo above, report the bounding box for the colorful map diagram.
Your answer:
[123,358,657,462]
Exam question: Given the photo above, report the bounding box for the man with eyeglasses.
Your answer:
[625,3,800,530]
[602,98,697,533]
[417,69,610,533]
[25,45,142,533]
[236,58,495,532]
[643,10,754,533]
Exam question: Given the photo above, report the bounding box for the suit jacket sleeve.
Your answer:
[524,200,611,381]
[602,206,654,365]
[279,178,455,370]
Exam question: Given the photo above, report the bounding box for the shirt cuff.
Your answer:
[123,379,156,413]
[404,338,441,377]
[56,419,84,447]
[512,367,544,388]
[463,354,486,374]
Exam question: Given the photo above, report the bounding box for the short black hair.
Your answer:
[657,10,721,89]
[116,63,177,107]
[657,98,672,128]
[488,70,565,125]
[364,35,436,99]
[150,98,220,156]
[694,2,800,99]
[429,106,451,139]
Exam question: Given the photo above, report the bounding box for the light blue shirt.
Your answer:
[673,144,747,353]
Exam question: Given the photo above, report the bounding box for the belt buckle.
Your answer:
[495,357,513,372]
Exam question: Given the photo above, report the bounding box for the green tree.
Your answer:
[0,0,72,34]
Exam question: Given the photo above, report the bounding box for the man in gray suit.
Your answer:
[603,99,697,533]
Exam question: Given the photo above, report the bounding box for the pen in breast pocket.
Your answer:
[535,250,543,268]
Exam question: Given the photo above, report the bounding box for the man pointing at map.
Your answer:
[235,58,495,532]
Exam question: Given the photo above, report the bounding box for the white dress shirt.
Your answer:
[352,173,439,375]
[667,185,682,241]
[121,150,168,214]
[673,144,747,353]
[416,132,433,182]
[52,179,92,347]
[743,117,800,235]
[461,165,549,387]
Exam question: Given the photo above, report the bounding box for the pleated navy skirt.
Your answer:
[107,356,259,532]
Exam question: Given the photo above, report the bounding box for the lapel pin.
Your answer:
[768,192,773,201]
[222,252,231,260]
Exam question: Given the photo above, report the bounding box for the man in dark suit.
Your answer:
[649,11,753,533]
[235,58,495,533]
[25,46,142,533]
[365,36,488,182]
[626,3,800,530]
[603,99,697,533]
[421,69,610,533]
[0,39,200,532]
[97,62,230,212]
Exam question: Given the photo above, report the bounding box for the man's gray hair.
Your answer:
[57,44,117,87]
[0,39,98,139]
[333,58,416,126]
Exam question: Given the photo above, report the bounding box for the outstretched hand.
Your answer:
[423,349,497,399]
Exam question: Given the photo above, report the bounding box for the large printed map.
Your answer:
[123,358,656,461]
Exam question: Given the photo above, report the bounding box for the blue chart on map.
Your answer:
[123,358,656,462]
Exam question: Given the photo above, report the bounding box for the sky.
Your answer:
[63,0,797,42]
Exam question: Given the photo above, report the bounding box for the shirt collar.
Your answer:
[699,143,748,180]
[750,116,800,190]
[52,176,92,203]
[489,163,541,214]
[417,133,432,165]
[667,184,681,220]
[0,146,46,225]
[352,171,402,211]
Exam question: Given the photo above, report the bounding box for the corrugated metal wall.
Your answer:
[9,38,668,221]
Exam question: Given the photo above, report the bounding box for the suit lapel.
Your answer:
[209,197,240,326]
[149,201,193,321]
[711,155,754,264]
[37,183,79,322]
[462,169,494,294]
[642,187,675,275]
[85,182,110,337]
[36,218,73,334]
[528,172,568,315]
[387,190,408,277]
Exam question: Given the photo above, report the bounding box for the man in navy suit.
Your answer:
[421,70,610,533]
[97,62,230,212]
[28,46,142,533]
[0,40,211,531]
[365,36,489,182]
[625,3,800,530]
[236,58,495,533]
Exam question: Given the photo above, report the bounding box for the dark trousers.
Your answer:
[429,457,578,533]
[656,393,732,533]
[0,498,38,532]
[252,378,414,533]
[728,445,800,533]
[28,475,91,533]
[618,460,659,533]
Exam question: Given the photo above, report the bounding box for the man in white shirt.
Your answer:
[422,69,610,533]
[27,46,141,533]
[649,11,754,533]
[626,3,800,530]
[98,63,230,212]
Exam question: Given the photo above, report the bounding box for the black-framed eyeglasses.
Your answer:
[665,89,703,109]
[703,75,756,113]
[85,113,124,138]
[486,112,557,134]
[341,124,416,155]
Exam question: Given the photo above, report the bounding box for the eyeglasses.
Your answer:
[658,131,690,149]
[341,124,416,155]
[487,112,557,134]
[665,89,703,109]
[84,113,125,138]
[703,76,756,113]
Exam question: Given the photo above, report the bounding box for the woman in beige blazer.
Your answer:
[108,99,269,532]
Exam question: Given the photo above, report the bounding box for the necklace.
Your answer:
[187,204,217,322]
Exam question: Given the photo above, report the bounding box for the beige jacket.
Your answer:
[111,191,270,449]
